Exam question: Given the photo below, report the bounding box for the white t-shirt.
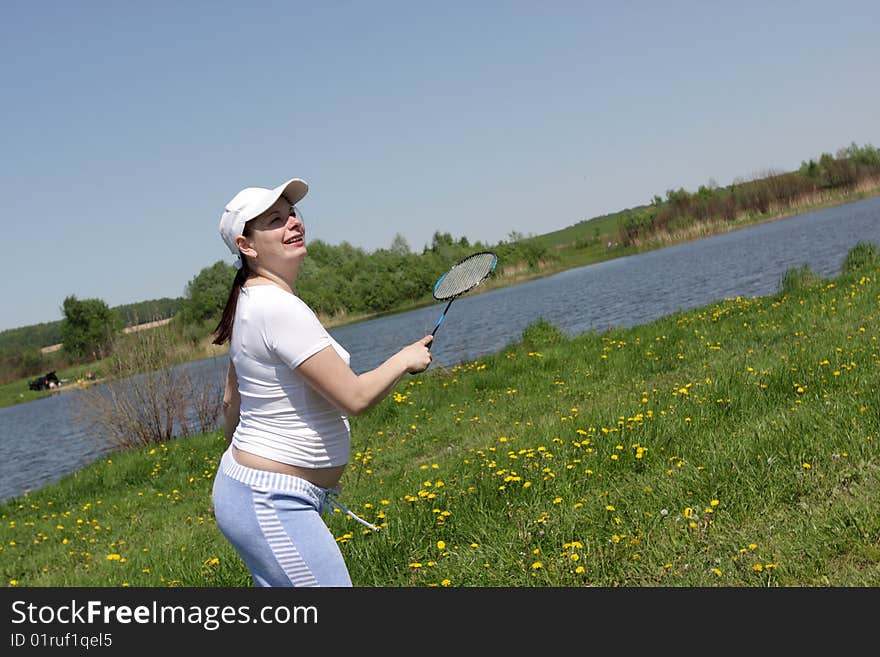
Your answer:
[230,284,351,468]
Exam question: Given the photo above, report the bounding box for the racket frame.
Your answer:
[429,250,498,343]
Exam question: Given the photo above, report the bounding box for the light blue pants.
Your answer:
[212,447,359,587]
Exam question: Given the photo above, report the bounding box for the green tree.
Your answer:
[178,260,236,326]
[60,295,122,359]
[430,231,455,250]
[389,233,411,255]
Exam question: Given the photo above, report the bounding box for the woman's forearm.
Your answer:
[298,337,432,417]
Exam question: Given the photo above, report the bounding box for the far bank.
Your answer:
[3,182,879,410]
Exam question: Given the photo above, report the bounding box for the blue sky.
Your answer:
[2,0,878,331]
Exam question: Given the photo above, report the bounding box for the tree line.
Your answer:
[617,142,880,246]
[177,230,551,331]
[0,231,550,383]
[0,298,180,383]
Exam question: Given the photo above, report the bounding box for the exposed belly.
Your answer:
[231,446,346,489]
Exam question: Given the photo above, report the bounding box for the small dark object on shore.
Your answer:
[28,371,60,391]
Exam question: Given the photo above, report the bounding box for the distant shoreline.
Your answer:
[322,183,880,330]
[3,185,879,409]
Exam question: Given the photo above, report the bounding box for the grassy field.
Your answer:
[2,245,879,587]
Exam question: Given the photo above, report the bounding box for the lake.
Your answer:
[2,195,879,502]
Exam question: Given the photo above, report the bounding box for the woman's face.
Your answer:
[238,196,307,272]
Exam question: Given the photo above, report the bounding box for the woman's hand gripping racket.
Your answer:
[428,251,498,350]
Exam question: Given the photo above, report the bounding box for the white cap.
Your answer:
[219,178,308,268]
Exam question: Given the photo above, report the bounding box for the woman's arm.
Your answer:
[221,360,241,446]
[297,335,433,416]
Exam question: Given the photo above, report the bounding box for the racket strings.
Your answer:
[433,253,496,300]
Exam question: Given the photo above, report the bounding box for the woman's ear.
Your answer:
[235,235,256,259]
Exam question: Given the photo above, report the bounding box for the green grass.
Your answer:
[3,255,880,587]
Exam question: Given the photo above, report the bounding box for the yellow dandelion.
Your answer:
[437,540,446,550]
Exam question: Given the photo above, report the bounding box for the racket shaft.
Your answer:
[429,299,454,348]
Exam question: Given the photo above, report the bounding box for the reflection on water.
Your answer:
[2,195,879,502]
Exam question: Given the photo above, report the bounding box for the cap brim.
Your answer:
[240,178,309,225]
[276,178,308,207]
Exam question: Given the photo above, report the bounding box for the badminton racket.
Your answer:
[428,251,498,349]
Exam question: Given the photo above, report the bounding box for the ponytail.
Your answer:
[212,260,249,345]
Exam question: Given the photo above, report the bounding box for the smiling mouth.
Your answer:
[283,235,304,245]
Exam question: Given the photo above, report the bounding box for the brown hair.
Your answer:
[212,224,253,345]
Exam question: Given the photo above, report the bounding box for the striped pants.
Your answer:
[211,447,353,587]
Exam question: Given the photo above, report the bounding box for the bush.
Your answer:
[520,318,566,350]
[780,264,823,294]
[75,325,222,449]
[841,241,879,275]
